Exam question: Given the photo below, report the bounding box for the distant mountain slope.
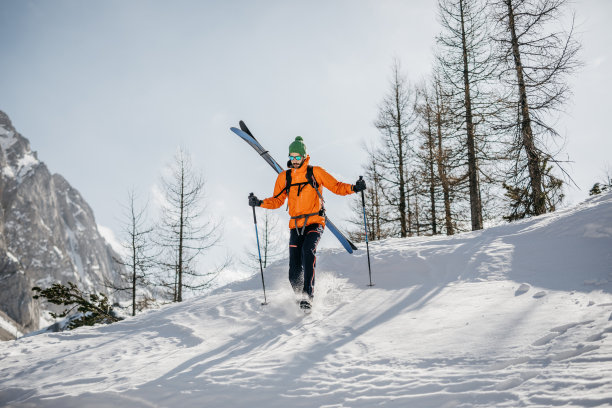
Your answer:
[0,193,611,407]
[0,110,124,332]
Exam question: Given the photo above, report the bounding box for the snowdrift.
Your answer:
[1,193,612,407]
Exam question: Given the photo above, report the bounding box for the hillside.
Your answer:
[1,193,611,407]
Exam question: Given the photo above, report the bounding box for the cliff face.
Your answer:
[0,110,123,333]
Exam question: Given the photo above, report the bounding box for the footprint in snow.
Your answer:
[515,283,531,296]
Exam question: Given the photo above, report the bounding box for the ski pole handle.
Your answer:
[359,176,366,206]
[249,193,258,223]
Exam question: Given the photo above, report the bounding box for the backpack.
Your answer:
[276,165,326,234]
[274,165,317,197]
[274,165,325,211]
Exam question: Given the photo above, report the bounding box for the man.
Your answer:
[249,136,366,311]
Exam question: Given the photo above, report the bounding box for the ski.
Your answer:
[239,120,254,138]
[230,122,358,254]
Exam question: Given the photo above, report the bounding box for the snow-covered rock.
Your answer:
[0,309,24,341]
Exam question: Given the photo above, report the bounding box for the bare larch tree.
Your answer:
[157,148,221,302]
[489,0,580,218]
[107,189,155,316]
[374,60,419,237]
[243,211,285,271]
[415,81,442,235]
[436,0,500,230]
[348,145,393,242]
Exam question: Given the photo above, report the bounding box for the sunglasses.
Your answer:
[289,155,303,161]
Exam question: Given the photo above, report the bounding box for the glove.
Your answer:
[248,194,263,207]
[353,178,366,193]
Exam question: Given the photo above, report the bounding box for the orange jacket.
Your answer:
[261,156,355,229]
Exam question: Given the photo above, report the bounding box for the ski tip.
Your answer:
[343,242,357,254]
[239,120,255,138]
[230,127,249,139]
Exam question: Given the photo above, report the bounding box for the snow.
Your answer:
[0,124,40,182]
[97,224,127,257]
[64,225,91,287]
[1,193,612,407]
[52,246,63,259]
[5,251,19,264]
[14,153,38,179]
[0,125,17,150]
[0,315,23,340]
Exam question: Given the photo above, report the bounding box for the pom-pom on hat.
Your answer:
[289,136,306,156]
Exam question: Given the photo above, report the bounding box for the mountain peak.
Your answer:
[0,110,12,127]
[0,111,41,183]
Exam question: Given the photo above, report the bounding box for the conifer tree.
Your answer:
[436,0,500,230]
[374,60,419,237]
[33,282,121,330]
[107,189,156,316]
[243,211,285,270]
[156,148,221,302]
[348,146,392,242]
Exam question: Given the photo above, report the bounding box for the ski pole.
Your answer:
[359,177,374,287]
[250,193,268,305]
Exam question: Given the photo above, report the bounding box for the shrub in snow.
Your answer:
[32,282,122,330]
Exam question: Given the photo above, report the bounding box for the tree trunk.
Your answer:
[435,84,455,235]
[425,103,438,234]
[459,0,483,230]
[131,225,137,316]
[505,0,545,215]
[372,161,383,240]
[177,164,185,302]
[414,188,420,236]
[396,87,408,237]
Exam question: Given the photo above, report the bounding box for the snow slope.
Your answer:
[1,193,612,407]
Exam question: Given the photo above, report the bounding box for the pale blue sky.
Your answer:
[1,0,610,275]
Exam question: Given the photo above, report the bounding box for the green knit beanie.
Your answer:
[288,136,306,156]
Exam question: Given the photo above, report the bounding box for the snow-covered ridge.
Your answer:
[0,193,611,407]
[0,124,17,149]
[0,124,41,182]
[97,224,128,257]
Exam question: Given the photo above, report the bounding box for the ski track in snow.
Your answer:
[1,194,612,407]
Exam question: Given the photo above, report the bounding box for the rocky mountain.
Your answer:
[0,110,124,335]
[0,309,24,341]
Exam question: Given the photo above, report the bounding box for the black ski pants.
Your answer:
[289,223,323,299]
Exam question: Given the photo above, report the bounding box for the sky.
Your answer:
[1,0,610,278]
